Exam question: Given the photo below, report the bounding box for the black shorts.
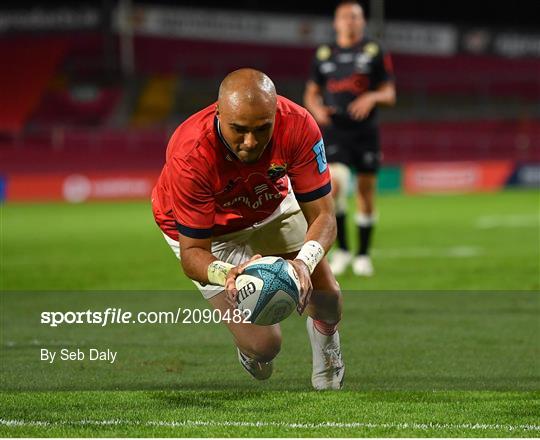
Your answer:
[323,126,381,174]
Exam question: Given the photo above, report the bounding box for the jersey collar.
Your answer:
[214,115,238,161]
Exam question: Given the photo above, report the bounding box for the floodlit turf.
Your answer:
[1,390,539,437]
[2,189,539,291]
[1,189,539,437]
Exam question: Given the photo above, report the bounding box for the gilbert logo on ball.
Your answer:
[236,256,300,326]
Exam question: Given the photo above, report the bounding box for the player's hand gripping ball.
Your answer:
[235,256,301,325]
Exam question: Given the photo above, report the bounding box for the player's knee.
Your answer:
[329,163,351,214]
[331,179,340,199]
[242,334,281,362]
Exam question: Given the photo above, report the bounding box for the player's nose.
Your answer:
[243,132,258,149]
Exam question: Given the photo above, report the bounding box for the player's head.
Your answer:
[334,0,365,40]
[217,68,277,164]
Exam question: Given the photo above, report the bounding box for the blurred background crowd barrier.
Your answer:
[0,1,538,202]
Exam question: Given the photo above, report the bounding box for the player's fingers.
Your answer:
[297,298,305,314]
[302,282,314,313]
[297,295,308,314]
[296,287,305,314]
[298,294,310,314]
[351,109,366,120]
[227,295,237,309]
[225,269,237,284]
[238,254,262,274]
[347,106,360,119]
[228,277,238,292]
[347,101,358,112]
[225,281,235,297]
[225,282,238,304]
[296,278,311,314]
[225,269,239,303]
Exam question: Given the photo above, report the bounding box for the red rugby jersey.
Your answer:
[152,95,331,240]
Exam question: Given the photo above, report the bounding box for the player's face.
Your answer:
[217,105,276,163]
[334,3,365,38]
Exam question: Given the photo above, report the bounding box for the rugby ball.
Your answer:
[236,256,301,325]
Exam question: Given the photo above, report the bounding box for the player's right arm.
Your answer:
[169,154,228,286]
[347,44,396,120]
[304,47,335,127]
[304,81,335,127]
[178,234,260,306]
[176,235,215,283]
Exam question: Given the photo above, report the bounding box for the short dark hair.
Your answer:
[335,0,363,9]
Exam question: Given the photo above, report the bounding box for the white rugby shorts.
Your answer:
[162,190,307,299]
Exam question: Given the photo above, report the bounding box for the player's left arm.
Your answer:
[286,110,337,312]
[289,193,336,314]
[348,80,396,120]
[348,47,397,120]
[298,194,336,254]
[368,80,397,107]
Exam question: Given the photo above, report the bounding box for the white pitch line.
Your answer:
[372,246,483,259]
[475,214,539,229]
[1,418,539,432]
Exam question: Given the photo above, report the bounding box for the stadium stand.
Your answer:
[1,14,539,199]
[382,119,540,163]
[393,54,540,98]
[130,75,178,127]
[0,37,68,134]
[30,78,123,127]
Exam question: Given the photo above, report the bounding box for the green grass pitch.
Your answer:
[1,189,539,437]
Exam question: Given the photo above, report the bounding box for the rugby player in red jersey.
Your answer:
[152,68,344,390]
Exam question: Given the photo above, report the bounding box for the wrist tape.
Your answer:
[207,260,235,286]
[295,240,324,274]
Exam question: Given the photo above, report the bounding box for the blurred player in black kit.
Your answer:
[304,0,396,276]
